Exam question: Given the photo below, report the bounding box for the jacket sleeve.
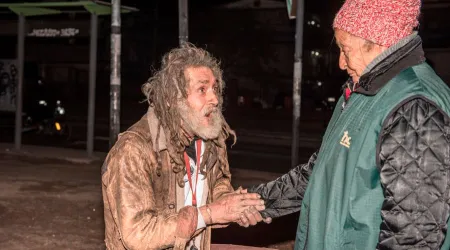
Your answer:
[247,151,318,219]
[377,97,450,250]
[208,147,235,229]
[211,146,234,201]
[102,137,197,250]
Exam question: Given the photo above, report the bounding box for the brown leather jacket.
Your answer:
[102,108,234,250]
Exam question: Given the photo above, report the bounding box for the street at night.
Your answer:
[1,0,450,249]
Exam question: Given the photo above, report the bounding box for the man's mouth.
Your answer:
[203,108,217,118]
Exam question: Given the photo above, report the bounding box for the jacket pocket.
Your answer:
[341,216,357,250]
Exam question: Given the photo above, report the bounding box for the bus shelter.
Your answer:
[0,1,138,157]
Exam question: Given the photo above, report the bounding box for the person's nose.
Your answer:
[339,52,347,70]
[207,89,219,106]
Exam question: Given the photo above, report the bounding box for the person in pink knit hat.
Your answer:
[248,0,450,249]
[333,0,421,83]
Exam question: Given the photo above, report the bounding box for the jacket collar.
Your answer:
[351,34,425,96]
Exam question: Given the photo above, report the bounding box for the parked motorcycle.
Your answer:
[23,99,71,140]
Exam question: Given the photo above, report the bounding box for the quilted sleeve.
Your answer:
[247,152,317,219]
[377,97,450,250]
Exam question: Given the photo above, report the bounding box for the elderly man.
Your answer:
[249,0,450,249]
[101,45,265,250]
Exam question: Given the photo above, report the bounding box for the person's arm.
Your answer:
[103,138,197,250]
[211,147,234,201]
[377,97,450,250]
[247,151,318,219]
[103,137,265,249]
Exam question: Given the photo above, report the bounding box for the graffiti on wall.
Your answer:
[0,60,18,112]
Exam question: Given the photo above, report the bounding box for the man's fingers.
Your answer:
[239,213,249,228]
[249,206,263,222]
[236,220,246,227]
[241,198,265,207]
[244,209,258,226]
[236,216,245,227]
[263,217,272,224]
[239,193,261,200]
[254,204,265,211]
[234,187,243,194]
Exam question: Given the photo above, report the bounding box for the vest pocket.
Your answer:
[341,217,357,250]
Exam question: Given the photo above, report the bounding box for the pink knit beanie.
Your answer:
[333,0,421,47]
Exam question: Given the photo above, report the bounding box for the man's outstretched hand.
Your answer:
[199,189,265,225]
[234,188,272,227]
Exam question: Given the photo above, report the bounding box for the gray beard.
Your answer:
[177,101,223,140]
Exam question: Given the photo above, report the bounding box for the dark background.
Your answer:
[0,0,449,150]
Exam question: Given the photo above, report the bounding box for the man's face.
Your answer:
[178,66,222,140]
[335,29,385,83]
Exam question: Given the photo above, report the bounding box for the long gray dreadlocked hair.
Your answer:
[142,43,236,187]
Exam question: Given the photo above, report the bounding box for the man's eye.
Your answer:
[198,87,206,93]
[213,86,219,92]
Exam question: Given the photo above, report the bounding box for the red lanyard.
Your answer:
[344,86,352,101]
[345,81,358,101]
[183,140,202,207]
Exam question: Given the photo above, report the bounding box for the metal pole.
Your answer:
[14,14,25,151]
[178,0,188,46]
[110,0,121,147]
[87,13,98,157]
[152,1,159,67]
[291,0,304,168]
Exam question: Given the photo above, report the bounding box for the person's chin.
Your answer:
[196,126,221,140]
[350,75,359,83]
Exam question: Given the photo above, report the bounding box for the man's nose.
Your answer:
[339,52,347,70]
[207,90,219,106]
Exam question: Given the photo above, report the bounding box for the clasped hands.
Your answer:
[199,187,272,228]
